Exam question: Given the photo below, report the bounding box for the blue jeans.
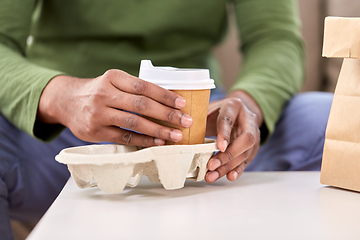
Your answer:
[0,91,333,240]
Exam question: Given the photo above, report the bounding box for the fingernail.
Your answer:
[181,114,193,127]
[175,97,186,109]
[209,159,221,170]
[220,140,228,152]
[232,171,238,180]
[208,171,219,183]
[154,138,165,146]
[170,130,182,142]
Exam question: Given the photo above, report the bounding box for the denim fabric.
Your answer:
[0,117,89,240]
[247,92,333,171]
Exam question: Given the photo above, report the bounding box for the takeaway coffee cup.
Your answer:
[139,60,216,145]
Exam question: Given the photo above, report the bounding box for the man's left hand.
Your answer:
[205,90,262,183]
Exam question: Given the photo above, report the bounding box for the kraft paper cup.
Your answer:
[139,60,216,145]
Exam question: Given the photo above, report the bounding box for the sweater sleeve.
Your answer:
[0,0,64,141]
[231,0,305,140]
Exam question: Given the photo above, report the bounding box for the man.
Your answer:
[0,0,332,239]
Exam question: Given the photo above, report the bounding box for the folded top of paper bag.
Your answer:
[323,17,360,59]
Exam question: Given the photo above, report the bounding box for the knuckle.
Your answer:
[141,137,150,147]
[228,97,243,108]
[89,86,107,103]
[249,111,257,119]
[225,98,244,113]
[90,105,102,117]
[243,149,251,159]
[109,113,120,123]
[103,69,119,79]
[248,111,259,125]
[122,132,134,145]
[133,80,148,94]
[82,111,100,136]
[155,126,167,139]
[133,96,148,112]
[110,91,123,103]
[167,109,177,122]
[84,123,98,136]
[162,92,172,103]
[220,163,232,175]
[222,130,231,140]
[241,162,247,171]
[224,150,234,163]
[221,116,233,127]
[124,115,139,129]
[244,131,256,146]
[240,165,246,173]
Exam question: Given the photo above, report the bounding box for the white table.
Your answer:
[27,172,360,240]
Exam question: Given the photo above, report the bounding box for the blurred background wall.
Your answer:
[214,0,360,93]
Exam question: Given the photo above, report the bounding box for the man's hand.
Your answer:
[205,90,262,183]
[37,69,193,147]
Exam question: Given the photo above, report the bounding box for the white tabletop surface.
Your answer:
[27,172,360,240]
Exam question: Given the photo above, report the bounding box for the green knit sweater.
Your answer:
[0,0,304,141]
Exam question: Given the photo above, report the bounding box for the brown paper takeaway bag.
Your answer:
[321,17,360,192]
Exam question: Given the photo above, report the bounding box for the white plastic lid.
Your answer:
[138,60,216,90]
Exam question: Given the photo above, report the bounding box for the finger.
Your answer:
[226,161,248,181]
[205,170,220,184]
[205,148,252,183]
[106,89,192,128]
[95,126,166,147]
[215,98,243,152]
[207,130,256,171]
[105,69,186,109]
[208,125,260,183]
[226,135,260,181]
[105,108,183,143]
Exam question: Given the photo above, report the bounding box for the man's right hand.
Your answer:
[37,69,193,147]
